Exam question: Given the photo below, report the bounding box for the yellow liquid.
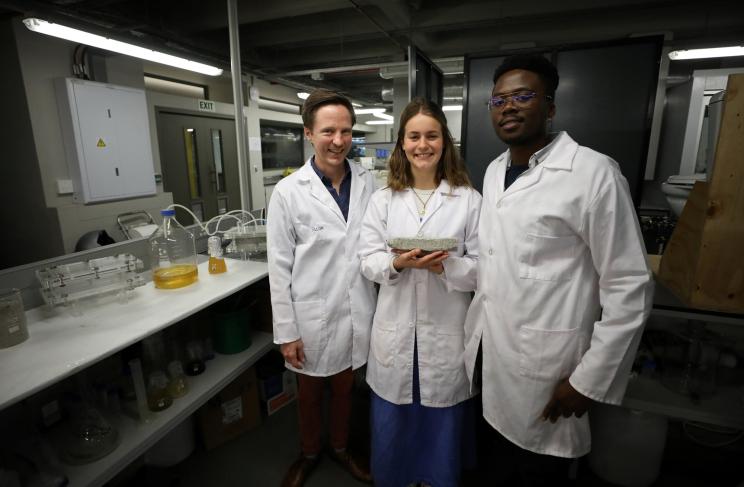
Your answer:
[209,256,227,274]
[153,264,198,289]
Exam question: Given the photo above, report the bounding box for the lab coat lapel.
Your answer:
[402,188,422,222]
[302,161,346,225]
[419,180,448,226]
[348,161,367,226]
[502,164,543,198]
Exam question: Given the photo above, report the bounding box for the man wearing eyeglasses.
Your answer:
[464,54,652,485]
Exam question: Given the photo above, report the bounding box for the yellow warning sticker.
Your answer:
[96,138,106,148]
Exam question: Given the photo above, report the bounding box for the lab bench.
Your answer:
[622,280,744,430]
[0,259,272,486]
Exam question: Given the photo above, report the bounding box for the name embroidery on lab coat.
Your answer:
[311,224,324,232]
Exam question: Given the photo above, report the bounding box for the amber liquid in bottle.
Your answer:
[208,256,227,274]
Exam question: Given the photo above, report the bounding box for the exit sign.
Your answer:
[198,99,216,112]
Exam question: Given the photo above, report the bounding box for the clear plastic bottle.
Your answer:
[149,209,198,289]
[208,236,227,274]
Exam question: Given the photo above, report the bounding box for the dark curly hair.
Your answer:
[492,54,559,98]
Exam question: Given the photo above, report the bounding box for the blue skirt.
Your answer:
[370,342,476,487]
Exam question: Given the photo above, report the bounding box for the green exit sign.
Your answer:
[198,99,215,112]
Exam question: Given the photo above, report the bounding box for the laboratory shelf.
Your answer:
[623,374,744,429]
[59,331,273,487]
[0,259,268,411]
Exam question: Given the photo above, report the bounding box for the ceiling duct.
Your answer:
[257,98,301,114]
[381,85,394,102]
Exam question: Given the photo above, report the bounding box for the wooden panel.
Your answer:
[658,74,744,313]
[658,182,708,303]
[693,74,744,312]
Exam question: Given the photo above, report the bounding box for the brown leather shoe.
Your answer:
[327,449,373,484]
[280,455,320,487]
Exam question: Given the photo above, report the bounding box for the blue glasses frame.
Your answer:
[488,91,553,110]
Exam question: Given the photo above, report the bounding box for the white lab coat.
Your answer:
[360,181,481,407]
[267,158,377,377]
[464,132,653,457]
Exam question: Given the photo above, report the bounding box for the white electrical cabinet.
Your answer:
[56,78,156,203]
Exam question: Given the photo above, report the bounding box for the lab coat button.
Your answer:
[496,202,502,209]
[488,249,493,255]
[417,231,423,237]
[408,321,414,328]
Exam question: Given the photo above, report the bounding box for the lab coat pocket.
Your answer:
[518,326,583,381]
[371,320,397,367]
[437,325,465,370]
[292,300,328,351]
[295,221,330,245]
[519,233,578,281]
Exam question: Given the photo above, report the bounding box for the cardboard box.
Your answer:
[196,366,261,450]
[259,369,297,416]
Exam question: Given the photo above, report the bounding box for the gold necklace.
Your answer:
[412,188,435,216]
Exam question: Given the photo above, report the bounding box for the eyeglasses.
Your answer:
[487,91,553,110]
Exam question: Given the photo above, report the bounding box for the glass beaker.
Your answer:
[0,288,29,349]
[60,396,120,465]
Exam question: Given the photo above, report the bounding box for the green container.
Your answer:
[213,307,252,354]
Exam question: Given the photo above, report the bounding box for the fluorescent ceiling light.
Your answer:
[366,120,394,125]
[351,102,363,108]
[373,112,394,121]
[355,108,387,115]
[669,46,744,60]
[23,18,223,76]
[297,92,310,100]
[443,105,463,111]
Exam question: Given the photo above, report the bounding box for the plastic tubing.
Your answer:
[165,204,247,236]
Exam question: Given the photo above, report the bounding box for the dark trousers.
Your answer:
[296,367,354,456]
[492,428,571,487]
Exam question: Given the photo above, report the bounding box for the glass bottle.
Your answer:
[167,360,189,398]
[0,288,29,349]
[185,340,206,376]
[146,371,173,411]
[149,209,198,289]
[208,235,227,274]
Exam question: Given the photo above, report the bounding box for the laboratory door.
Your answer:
[156,111,241,225]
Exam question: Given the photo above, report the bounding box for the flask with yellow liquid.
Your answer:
[149,209,198,289]
[207,236,227,274]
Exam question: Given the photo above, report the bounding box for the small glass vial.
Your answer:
[146,371,173,412]
[208,236,227,275]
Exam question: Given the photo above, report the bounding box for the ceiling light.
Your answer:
[373,112,394,121]
[668,46,744,60]
[355,108,387,115]
[442,105,463,111]
[366,120,394,125]
[23,18,223,76]
[297,92,310,100]
[351,102,363,108]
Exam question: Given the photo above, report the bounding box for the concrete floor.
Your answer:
[172,401,368,487]
[123,390,744,487]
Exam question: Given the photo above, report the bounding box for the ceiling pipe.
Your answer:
[227,0,251,211]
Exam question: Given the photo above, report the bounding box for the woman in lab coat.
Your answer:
[359,97,481,487]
